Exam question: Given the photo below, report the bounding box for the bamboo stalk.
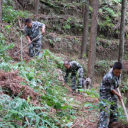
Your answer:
[21,35,23,62]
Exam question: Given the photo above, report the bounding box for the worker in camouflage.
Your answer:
[63,61,83,94]
[24,18,45,57]
[98,62,123,128]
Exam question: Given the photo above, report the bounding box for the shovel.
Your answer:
[14,33,42,56]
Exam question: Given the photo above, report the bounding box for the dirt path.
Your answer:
[64,84,99,128]
[64,84,128,128]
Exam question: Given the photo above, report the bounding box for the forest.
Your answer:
[0,0,128,127]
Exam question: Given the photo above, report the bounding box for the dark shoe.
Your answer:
[29,55,34,57]
[77,90,81,95]
[29,53,34,57]
[72,89,76,95]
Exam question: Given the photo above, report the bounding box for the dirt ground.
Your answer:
[64,83,128,128]
[110,122,128,128]
[8,46,31,62]
[5,44,128,128]
[64,84,99,128]
[0,70,40,105]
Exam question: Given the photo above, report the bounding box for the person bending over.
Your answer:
[63,61,83,95]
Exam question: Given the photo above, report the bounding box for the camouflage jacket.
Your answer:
[64,61,82,82]
[24,21,44,41]
[100,68,121,98]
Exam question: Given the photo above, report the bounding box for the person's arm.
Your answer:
[111,89,122,101]
[109,79,122,101]
[42,24,45,34]
[26,36,32,44]
[37,21,45,34]
[63,70,69,86]
[103,78,122,101]
[24,27,32,44]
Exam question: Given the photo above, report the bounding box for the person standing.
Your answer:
[24,18,45,57]
[98,62,123,128]
[63,61,83,95]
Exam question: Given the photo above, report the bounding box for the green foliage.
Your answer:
[63,17,71,30]
[2,50,73,127]
[95,60,112,75]
[89,6,93,12]
[0,33,14,61]
[102,7,116,18]
[98,0,122,36]
[84,88,99,98]
[84,102,93,107]
[41,88,64,109]
[0,33,6,44]
[0,96,61,127]
[121,80,128,93]
[4,25,11,33]
[101,0,121,5]
[64,3,71,9]
[124,50,128,60]
[0,62,11,72]
[0,49,74,127]
[2,5,28,23]
[118,106,128,122]
[3,0,13,5]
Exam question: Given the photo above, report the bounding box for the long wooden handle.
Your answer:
[31,33,42,42]
[14,34,42,55]
[117,88,128,121]
[14,43,29,55]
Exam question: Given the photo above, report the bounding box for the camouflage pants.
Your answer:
[98,96,118,128]
[29,40,41,57]
[71,68,83,91]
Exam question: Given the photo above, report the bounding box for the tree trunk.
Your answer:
[126,95,128,108]
[118,0,127,109]
[34,0,39,21]
[118,0,126,63]
[0,0,2,32]
[80,1,89,59]
[87,0,99,80]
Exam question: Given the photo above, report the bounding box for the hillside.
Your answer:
[0,0,128,127]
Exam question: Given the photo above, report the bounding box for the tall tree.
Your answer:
[80,1,89,59]
[118,0,126,63]
[0,0,2,32]
[87,0,99,80]
[34,0,39,21]
[118,0,127,109]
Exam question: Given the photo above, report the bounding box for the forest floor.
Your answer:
[64,84,99,128]
[0,64,99,128]
[3,45,127,128]
[1,0,128,127]
[7,46,100,127]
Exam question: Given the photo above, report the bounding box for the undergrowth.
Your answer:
[0,50,75,127]
[2,1,29,23]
